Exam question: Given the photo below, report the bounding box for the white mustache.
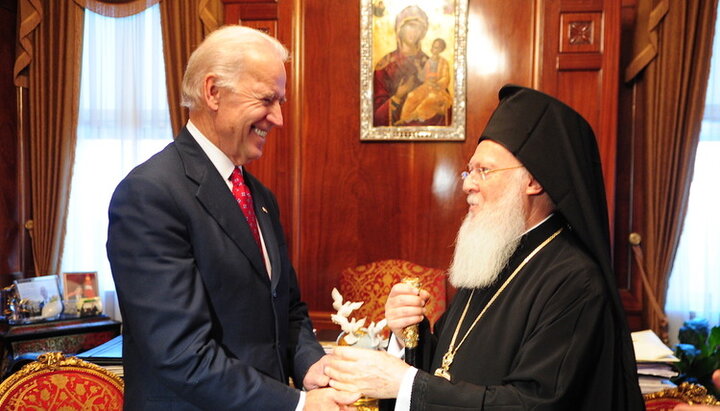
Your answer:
[467,194,479,206]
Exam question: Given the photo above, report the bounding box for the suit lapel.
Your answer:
[174,129,269,280]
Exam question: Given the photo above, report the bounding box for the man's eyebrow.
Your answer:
[264,92,286,104]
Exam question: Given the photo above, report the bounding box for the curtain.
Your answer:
[13,0,41,88]
[13,0,162,278]
[13,0,220,281]
[665,12,720,344]
[14,0,85,276]
[73,0,160,18]
[625,0,719,338]
[61,5,172,316]
[160,0,222,136]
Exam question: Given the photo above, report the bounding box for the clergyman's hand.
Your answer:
[304,355,330,390]
[326,346,410,399]
[385,283,430,346]
[304,387,360,411]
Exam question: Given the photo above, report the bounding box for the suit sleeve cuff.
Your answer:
[387,333,405,358]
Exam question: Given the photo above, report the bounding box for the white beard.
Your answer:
[448,178,528,289]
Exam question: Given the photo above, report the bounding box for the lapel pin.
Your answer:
[261,206,268,214]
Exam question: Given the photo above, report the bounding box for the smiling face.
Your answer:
[206,51,286,165]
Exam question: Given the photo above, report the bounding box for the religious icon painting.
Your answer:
[360,0,468,141]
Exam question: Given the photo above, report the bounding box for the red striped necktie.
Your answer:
[231,167,263,254]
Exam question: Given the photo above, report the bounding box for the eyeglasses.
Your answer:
[460,165,524,182]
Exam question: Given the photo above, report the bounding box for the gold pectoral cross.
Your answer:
[434,351,454,381]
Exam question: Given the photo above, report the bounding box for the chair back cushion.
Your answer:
[644,397,683,411]
[339,259,447,327]
[0,352,123,410]
[644,382,720,410]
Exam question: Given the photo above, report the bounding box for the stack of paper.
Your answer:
[631,330,679,394]
[77,335,124,378]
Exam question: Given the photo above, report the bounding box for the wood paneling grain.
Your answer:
[295,0,536,312]
[539,0,619,227]
[224,2,278,23]
[614,0,643,330]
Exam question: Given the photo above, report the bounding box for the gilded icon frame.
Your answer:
[360,0,468,141]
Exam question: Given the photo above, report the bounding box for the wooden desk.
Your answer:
[0,315,121,378]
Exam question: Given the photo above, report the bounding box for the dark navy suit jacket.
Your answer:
[107,127,324,410]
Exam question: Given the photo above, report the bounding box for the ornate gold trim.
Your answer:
[359,0,469,141]
[643,382,720,406]
[400,277,421,348]
[0,352,124,404]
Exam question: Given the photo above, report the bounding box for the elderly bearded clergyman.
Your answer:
[325,85,645,410]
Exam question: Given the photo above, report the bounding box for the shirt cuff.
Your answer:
[387,333,405,358]
[394,366,418,411]
[295,390,305,411]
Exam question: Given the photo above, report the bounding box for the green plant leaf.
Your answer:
[673,320,720,396]
[708,326,720,352]
[678,318,709,347]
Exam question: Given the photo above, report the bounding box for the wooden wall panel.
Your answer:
[224,0,297,269]
[537,0,642,328]
[296,0,536,313]
[614,0,643,330]
[221,0,638,328]
[0,0,641,330]
[556,70,602,138]
[539,0,620,226]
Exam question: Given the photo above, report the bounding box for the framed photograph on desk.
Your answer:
[62,272,100,316]
[13,275,62,320]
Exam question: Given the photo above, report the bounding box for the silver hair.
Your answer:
[180,26,290,110]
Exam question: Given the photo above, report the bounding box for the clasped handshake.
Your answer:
[302,283,431,410]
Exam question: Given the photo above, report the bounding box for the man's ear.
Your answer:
[526,175,544,196]
[203,74,220,111]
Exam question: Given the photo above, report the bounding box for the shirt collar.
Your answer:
[186,120,237,182]
[524,213,554,235]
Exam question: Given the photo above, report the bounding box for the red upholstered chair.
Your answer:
[338,259,447,327]
[0,352,123,410]
[644,382,720,410]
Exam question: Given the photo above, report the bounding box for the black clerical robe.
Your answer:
[409,215,642,410]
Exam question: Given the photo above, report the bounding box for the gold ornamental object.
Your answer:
[401,277,422,349]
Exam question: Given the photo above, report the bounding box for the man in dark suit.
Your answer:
[107,26,358,410]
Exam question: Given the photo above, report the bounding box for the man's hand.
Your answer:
[304,355,331,390]
[304,387,360,411]
[325,346,410,399]
[385,283,431,346]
